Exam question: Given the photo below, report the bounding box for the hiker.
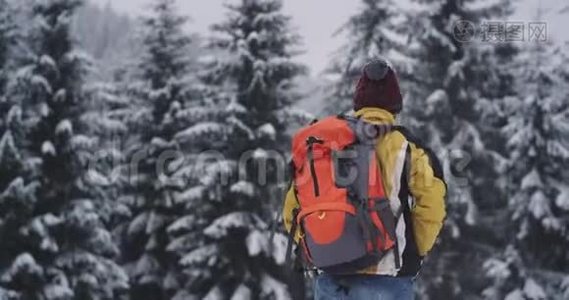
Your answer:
[282,58,447,300]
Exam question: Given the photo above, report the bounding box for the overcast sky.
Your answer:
[90,0,358,75]
[90,0,568,75]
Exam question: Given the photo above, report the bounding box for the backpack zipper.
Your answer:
[306,136,323,197]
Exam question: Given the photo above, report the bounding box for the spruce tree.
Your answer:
[329,0,513,298]
[171,0,306,298]
[0,3,38,298]
[0,0,16,116]
[0,0,128,298]
[325,0,406,114]
[0,97,40,300]
[116,0,199,298]
[403,0,515,297]
[483,40,569,300]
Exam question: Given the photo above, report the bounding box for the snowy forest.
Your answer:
[0,0,568,299]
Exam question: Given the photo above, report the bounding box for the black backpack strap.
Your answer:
[393,144,411,269]
[285,207,300,264]
[283,160,306,271]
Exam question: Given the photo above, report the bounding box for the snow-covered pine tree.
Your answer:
[0,0,128,298]
[482,39,569,300]
[0,0,16,114]
[328,0,514,297]
[325,0,407,114]
[0,106,41,300]
[170,0,306,298]
[0,3,38,298]
[116,0,200,299]
[387,0,513,298]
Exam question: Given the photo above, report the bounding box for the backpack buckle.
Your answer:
[306,136,324,145]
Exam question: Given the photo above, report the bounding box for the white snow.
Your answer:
[54,89,66,102]
[253,148,269,159]
[63,50,93,68]
[175,122,225,142]
[562,276,569,299]
[425,24,457,53]
[39,102,50,117]
[547,140,569,160]
[168,215,196,233]
[41,141,56,156]
[166,235,194,252]
[133,254,160,277]
[227,116,255,140]
[172,291,199,300]
[261,273,291,300]
[0,131,20,163]
[98,117,127,133]
[86,169,111,186]
[145,211,167,234]
[43,284,74,300]
[256,123,276,140]
[71,135,97,149]
[180,245,219,266]
[523,278,546,300]
[247,31,259,43]
[555,185,569,211]
[204,286,224,300]
[379,27,408,46]
[174,186,205,204]
[508,125,534,153]
[483,258,511,280]
[204,212,252,239]
[271,233,288,265]
[39,55,57,71]
[246,230,268,256]
[426,89,449,106]
[504,289,524,300]
[230,284,252,300]
[521,169,543,189]
[31,75,53,94]
[230,181,255,197]
[226,99,247,114]
[5,105,22,125]
[464,0,505,11]
[176,106,216,121]
[202,160,236,186]
[55,119,73,136]
[528,191,549,219]
[3,253,42,281]
[127,212,149,236]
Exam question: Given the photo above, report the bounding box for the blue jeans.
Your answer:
[314,273,414,300]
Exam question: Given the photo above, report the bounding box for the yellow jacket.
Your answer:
[282,107,446,276]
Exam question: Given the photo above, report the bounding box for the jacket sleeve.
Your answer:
[282,184,301,242]
[408,142,447,256]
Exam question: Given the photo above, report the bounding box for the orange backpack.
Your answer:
[287,115,399,274]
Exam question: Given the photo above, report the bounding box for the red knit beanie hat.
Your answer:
[353,58,403,114]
